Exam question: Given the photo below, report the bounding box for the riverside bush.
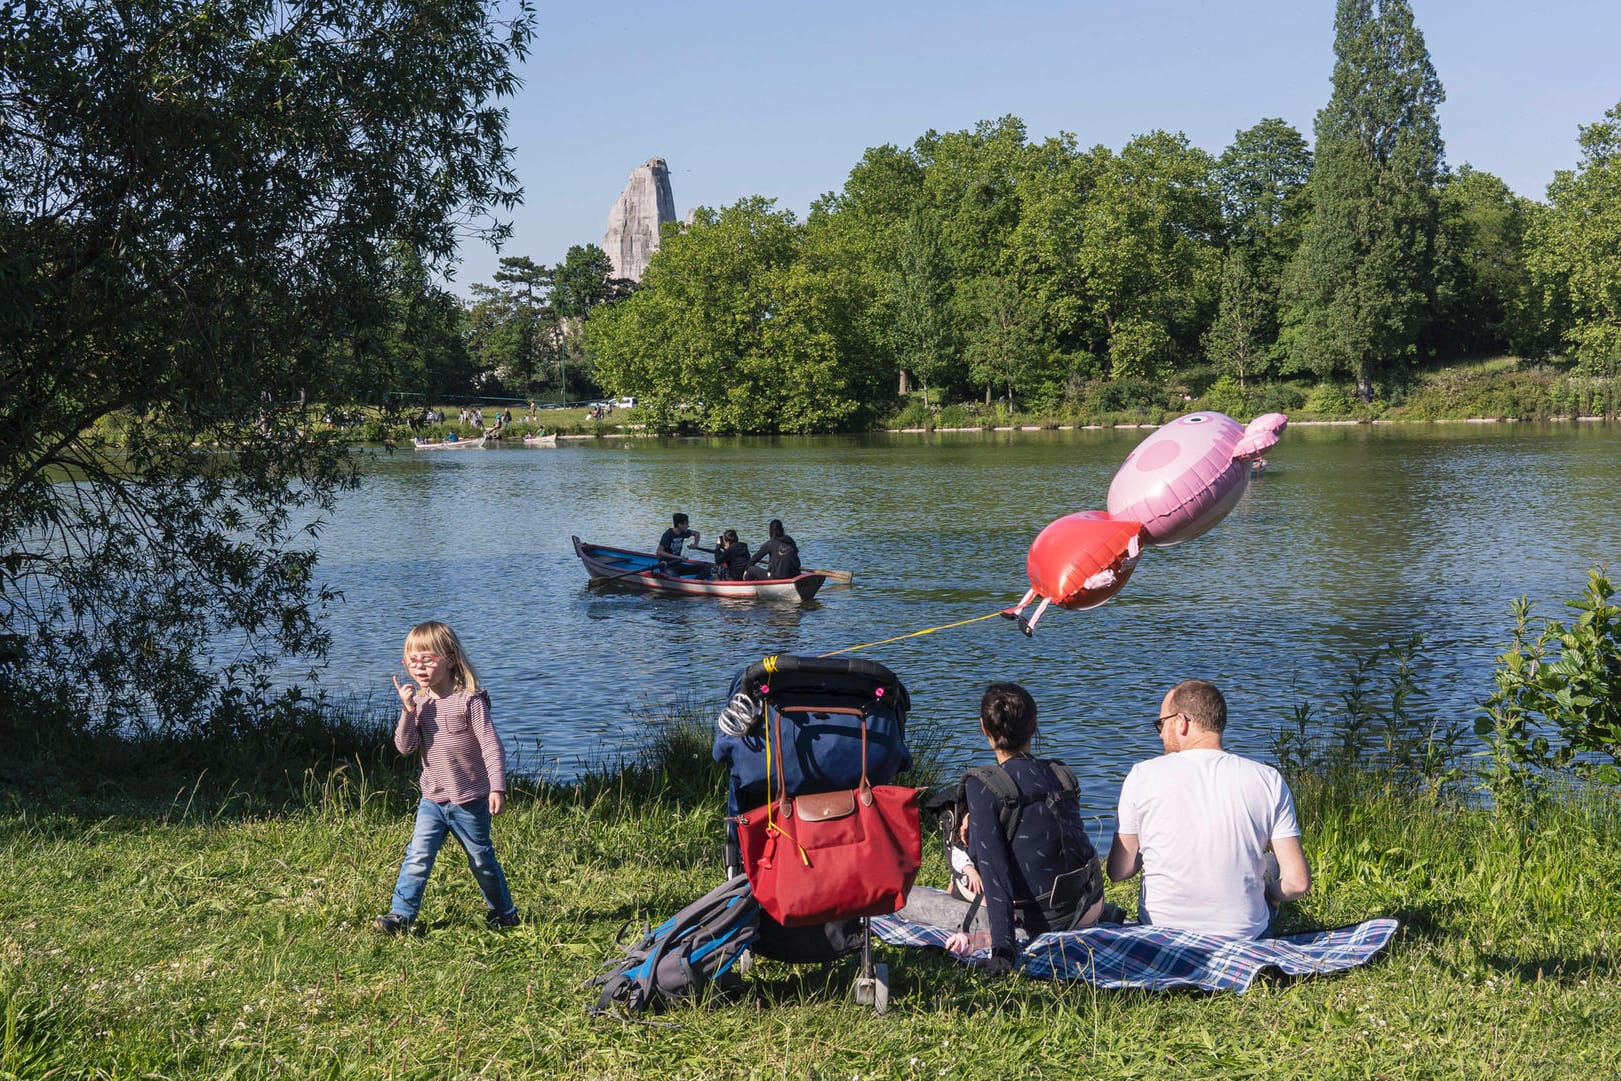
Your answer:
[1478,566,1621,791]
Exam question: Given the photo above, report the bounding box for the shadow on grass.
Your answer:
[1476,948,1621,986]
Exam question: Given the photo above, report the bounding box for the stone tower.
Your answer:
[603,157,677,283]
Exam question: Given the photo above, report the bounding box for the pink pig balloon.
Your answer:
[1234,412,1289,459]
[1106,412,1250,547]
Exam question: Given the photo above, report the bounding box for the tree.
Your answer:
[812,144,931,397]
[1203,246,1272,387]
[1215,119,1313,250]
[1207,119,1312,378]
[553,243,628,398]
[1280,0,1446,399]
[1070,132,1222,379]
[1427,166,1536,359]
[1525,101,1621,375]
[0,0,533,732]
[490,255,553,390]
[587,197,890,434]
[961,274,1044,406]
[886,210,955,404]
[377,247,474,401]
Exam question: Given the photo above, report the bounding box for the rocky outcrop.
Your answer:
[603,157,676,283]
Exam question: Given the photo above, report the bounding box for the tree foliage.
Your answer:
[1428,166,1537,359]
[1525,101,1621,375]
[1281,0,1445,398]
[0,0,533,730]
[586,198,882,434]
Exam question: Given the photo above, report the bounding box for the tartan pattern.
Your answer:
[870,913,1399,992]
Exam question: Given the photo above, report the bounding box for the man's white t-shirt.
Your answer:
[1116,748,1300,938]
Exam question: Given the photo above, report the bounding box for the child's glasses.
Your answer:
[405,655,445,668]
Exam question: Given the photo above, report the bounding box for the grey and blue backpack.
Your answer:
[589,873,760,1016]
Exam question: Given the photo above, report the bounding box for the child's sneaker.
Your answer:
[486,908,521,930]
[372,913,413,935]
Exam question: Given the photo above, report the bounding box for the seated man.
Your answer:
[654,512,705,575]
[745,519,800,580]
[1106,679,1311,938]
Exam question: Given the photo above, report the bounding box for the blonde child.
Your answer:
[374,621,520,934]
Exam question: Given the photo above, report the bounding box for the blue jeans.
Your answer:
[389,797,516,921]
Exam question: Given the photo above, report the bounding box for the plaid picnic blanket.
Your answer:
[870,913,1400,992]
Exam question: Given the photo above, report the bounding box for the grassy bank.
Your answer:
[3,712,1619,1081]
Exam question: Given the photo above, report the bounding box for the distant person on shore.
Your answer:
[655,512,704,574]
[1106,679,1310,938]
[712,529,752,580]
[746,519,801,579]
[374,621,519,935]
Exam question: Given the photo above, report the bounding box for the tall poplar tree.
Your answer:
[1280,0,1445,399]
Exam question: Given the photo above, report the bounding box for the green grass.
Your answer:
[2,718,1620,1080]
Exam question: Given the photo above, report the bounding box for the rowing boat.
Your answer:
[572,537,826,601]
[412,433,487,451]
[523,433,558,447]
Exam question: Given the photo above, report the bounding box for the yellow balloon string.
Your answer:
[819,609,1008,657]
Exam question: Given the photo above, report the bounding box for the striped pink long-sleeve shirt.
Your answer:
[395,688,507,804]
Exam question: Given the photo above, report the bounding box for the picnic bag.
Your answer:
[733,706,922,928]
[588,873,760,1016]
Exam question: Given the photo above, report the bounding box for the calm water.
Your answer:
[312,424,1618,828]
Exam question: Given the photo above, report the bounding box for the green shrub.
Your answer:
[1197,374,1258,417]
[887,399,932,428]
[1303,381,1355,417]
[1477,566,1621,794]
[935,403,972,428]
[1257,382,1307,413]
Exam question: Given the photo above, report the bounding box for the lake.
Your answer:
[311,423,1618,831]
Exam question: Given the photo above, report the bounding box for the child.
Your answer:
[374,621,520,934]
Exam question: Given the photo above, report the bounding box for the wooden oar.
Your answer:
[807,567,854,583]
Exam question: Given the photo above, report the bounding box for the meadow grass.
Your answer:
[2,716,1619,1080]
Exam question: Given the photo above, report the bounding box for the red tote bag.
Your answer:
[733,706,922,928]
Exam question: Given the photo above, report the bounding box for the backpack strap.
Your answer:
[961,759,1080,842]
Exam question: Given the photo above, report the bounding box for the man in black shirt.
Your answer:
[745,519,800,579]
[655,513,705,575]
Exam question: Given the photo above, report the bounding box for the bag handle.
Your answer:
[760,702,875,864]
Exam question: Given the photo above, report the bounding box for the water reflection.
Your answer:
[310,425,1619,819]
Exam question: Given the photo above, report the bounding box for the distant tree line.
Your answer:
[463,0,1609,433]
[429,0,1621,434]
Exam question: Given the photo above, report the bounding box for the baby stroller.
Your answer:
[712,654,914,1012]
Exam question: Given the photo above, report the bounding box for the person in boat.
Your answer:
[744,519,800,580]
[444,431,458,443]
[1106,679,1311,939]
[895,682,1106,973]
[654,513,706,575]
[711,529,752,580]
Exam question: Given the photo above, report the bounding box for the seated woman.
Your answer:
[897,682,1105,973]
[712,529,752,581]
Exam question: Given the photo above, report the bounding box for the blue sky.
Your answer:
[449,0,1621,293]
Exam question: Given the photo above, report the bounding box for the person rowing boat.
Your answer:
[654,512,709,576]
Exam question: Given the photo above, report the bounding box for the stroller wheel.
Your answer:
[852,962,890,1015]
